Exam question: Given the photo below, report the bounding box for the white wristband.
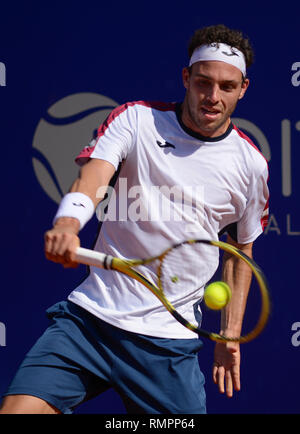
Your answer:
[53,192,95,230]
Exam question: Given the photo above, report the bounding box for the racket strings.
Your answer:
[158,241,219,298]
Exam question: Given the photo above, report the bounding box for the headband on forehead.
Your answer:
[189,43,246,77]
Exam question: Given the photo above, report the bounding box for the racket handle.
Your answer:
[74,247,112,269]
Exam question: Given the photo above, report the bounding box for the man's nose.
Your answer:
[206,84,220,104]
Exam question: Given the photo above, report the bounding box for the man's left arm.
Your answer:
[213,234,253,397]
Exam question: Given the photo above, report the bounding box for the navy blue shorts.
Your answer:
[4,301,206,414]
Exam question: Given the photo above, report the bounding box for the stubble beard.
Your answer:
[186,95,238,137]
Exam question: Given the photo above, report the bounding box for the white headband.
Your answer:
[189,43,246,77]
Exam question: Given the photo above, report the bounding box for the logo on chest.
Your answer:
[156,140,176,149]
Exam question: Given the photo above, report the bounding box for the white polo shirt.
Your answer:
[68,101,269,339]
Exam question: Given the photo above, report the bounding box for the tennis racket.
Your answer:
[74,239,270,344]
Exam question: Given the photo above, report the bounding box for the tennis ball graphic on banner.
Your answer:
[32,93,118,204]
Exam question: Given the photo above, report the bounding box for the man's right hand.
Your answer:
[44,217,81,268]
[44,159,116,268]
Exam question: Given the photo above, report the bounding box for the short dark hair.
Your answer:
[188,24,254,70]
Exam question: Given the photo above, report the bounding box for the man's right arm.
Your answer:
[44,158,116,268]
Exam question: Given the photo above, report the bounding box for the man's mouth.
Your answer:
[201,107,221,119]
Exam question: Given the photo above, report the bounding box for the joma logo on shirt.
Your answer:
[156,140,176,149]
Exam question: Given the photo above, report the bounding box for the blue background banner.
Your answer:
[0,0,299,414]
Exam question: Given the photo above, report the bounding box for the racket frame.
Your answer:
[75,239,270,344]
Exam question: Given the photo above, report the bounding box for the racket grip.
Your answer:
[74,247,111,269]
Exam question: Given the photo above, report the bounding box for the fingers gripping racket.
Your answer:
[74,239,270,344]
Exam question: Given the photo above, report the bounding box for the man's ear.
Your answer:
[182,67,190,89]
[238,78,250,100]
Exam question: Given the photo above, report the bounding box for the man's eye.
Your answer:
[222,84,235,91]
[198,80,210,86]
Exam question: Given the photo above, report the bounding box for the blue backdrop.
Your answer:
[1,0,299,414]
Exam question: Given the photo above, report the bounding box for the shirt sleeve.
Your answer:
[75,103,137,170]
[236,163,269,244]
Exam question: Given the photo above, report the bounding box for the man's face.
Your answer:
[181,61,249,137]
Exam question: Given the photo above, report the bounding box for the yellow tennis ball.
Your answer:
[204,281,232,310]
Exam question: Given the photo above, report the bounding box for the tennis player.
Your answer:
[0,24,269,414]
